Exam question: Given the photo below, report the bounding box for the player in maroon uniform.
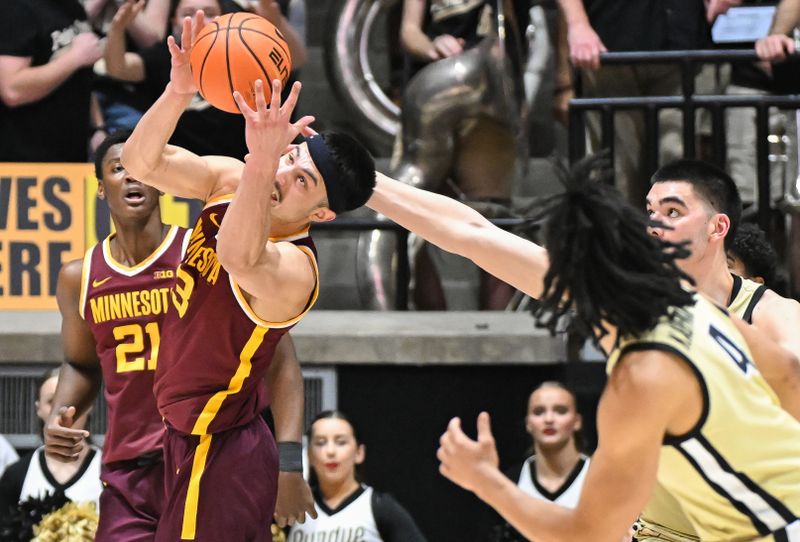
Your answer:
[120,12,375,542]
[44,130,317,540]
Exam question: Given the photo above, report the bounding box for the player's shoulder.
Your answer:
[58,258,86,288]
[751,288,800,324]
[203,155,245,200]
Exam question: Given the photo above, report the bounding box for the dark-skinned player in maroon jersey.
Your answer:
[43,130,317,541]
[119,12,375,542]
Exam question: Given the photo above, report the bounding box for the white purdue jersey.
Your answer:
[516,455,590,509]
[20,446,103,509]
[288,485,382,542]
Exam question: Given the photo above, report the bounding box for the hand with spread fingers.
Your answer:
[167,9,207,94]
[437,412,500,494]
[43,406,90,462]
[232,79,315,164]
[274,471,317,528]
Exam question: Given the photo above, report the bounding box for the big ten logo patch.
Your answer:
[0,164,90,309]
[84,180,202,246]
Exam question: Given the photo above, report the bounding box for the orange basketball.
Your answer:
[190,12,292,114]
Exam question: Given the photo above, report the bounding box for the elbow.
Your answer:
[0,87,26,108]
[120,141,154,180]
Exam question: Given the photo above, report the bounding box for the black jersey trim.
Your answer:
[729,274,743,306]
[742,284,767,324]
[673,434,797,536]
[615,342,709,445]
[529,456,587,502]
[38,446,97,492]
[313,484,366,516]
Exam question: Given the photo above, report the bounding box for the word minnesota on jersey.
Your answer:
[184,221,221,285]
[90,286,172,324]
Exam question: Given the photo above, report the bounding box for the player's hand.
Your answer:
[68,33,105,68]
[234,79,314,162]
[437,412,500,493]
[756,34,796,63]
[44,406,90,462]
[567,21,607,71]
[166,10,207,95]
[254,0,284,26]
[274,471,317,528]
[110,0,145,30]
[431,34,465,60]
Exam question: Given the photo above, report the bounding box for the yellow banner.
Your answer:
[1,164,200,310]
[0,164,90,309]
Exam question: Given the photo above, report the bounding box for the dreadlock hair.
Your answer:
[535,154,695,342]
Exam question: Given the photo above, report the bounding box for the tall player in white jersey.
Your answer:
[367,157,800,541]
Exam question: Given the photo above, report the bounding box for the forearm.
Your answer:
[84,0,108,19]
[104,26,144,81]
[368,173,492,257]
[217,154,277,268]
[50,362,101,423]
[400,25,436,60]
[770,0,800,35]
[1,55,81,107]
[476,468,585,542]
[273,18,307,69]
[127,16,166,49]
[265,336,304,442]
[121,83,194,179]
[557,0,592,27]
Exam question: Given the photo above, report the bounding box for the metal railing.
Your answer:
[568,49,800,231]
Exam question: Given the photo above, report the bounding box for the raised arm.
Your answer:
[216,80,316,322]
[120,11,242,201]
[438,349,696,542]
[368,172,549,298]
[756,0,800,61]
[44,260,100,462]
[104,0,146,83]
[265,334,316,527]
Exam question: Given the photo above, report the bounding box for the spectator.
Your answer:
[85,0,170,47]
[0,368,102,515]
[0,0,103,162]
[0,436,18,478]
[558,0,735,204]
[727,222,780,287]
[287,411,428,542]
[489,382,590,542]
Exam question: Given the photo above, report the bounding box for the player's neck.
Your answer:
[319,477,360,510]
[269,217,310,239]
[535,442,582,479]
[684,248,733,307]
[109,214,170,266]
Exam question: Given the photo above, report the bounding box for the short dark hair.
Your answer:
[651,159,742,249]
[94,130,133,180]
[728,223,778,287]
[537,155,695,341]
[319,131,376,213]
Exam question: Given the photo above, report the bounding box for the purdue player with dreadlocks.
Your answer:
[368,158,800,541]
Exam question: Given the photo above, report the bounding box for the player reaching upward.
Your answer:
[44,130,315,541]
[119,11,375,541]
[367,159,800,541]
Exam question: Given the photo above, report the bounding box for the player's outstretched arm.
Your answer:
[266,334,317,527]
[121,10,243,201]
[367,172,549,298]
[736,296,800,420]
[45,260,100,462]
[439,349,693,542]
[217,80,316,322]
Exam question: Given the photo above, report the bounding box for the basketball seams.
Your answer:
[237,23,276,100]
[197,24,220,102]
[190,12,291,114]
[236,28,290,61]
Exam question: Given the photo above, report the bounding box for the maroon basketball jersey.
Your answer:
[81,225,191,464]
[154,197,319,435]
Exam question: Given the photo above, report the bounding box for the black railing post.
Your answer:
[710,102,726,169]
[395,229,410,310]
[681,58,696,159]
[756,103,771,231]
[601,105,615,160]
[644,104,660,178]
[569,104,587,164]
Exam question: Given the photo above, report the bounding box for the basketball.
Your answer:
[190,12,292,114]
